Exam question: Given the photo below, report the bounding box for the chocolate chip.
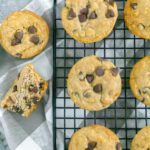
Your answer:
[86,74,94,83]
[13,106,23,114]
[86,142,97,150]
[105,0,114,5]
[26,101,31,109]
[23,96,27,100]
[78,14,87,23]
[39,82,44,89]
[93,84,102,93]
[111,68,119,76]
[89,11,97,19]
[14,31,23,40]
[68,8,76,19]
[138,23,145,30]
[29,85,38,93]
[32,96,39,104]
[95,67,105,76]
[78,72,85,81]
[30,35,40,44]
[130,3,137,9]
[106,9,115,18]
[11,38,21,46]
[16,53,22,58]
[28,25,37,34]
[13,85,17,92]
[83,90,91,98]
[80,7,89,15]
[116,142,121,150]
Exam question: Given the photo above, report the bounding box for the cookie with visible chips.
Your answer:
[67,55,122,111]
[124,0,150,39]
[130,56,150,106]
[61,0,118,43]
[68,125,122,150]
[0,10,49,58]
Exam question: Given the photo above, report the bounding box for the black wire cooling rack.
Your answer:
[53,0,150,149]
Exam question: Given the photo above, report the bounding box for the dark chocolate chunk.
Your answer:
[28,25,37,34]
[13,85,17,92]
[39,82,44,89]
[111,67,119,76]
[106,9,115,18]
[32,96,39,104]
[80,7,89,15]
[78,72,85,81]
[86,142,97,150]
[78,14,87,22]
[16,53,22,58]
[30,35,40,44]
[130,3,137,9]
[68,8,76,19]
[11,38,21,46]
[86,74,94,83]
[95,67,105,76]
[93,84,102,93]
[116,142,121,150]
[89,11,97,19]
[14,31,23,40]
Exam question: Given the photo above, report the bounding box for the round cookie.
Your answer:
[124,0,150,39]
[67,55,122,111]
[61,0,118,43]
[130,56,150,106]
[0,10,49,59]
[68,125,122,150]
[131,125,150,150]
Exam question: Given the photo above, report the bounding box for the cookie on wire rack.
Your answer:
[61,0,118,43]
[67,55,122,111]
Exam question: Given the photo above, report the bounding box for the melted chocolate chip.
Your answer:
[130,3,137,9]
[39,82,44,89]
[32,96,39,104]
[78,14,87,22]
[116,142,121,150]
[111,68,119,76]
[68,8,76,19]
[86,142,97,150]
[11,38,21,46]
[86,74,94,83]
[16,53,22,58]
[106,9,115,18]
[95,67,105,76]
[23,96,27,100]
[80,7,89,15]
[89,11,97,19]
[14,31,23,40]
[30,35,40,44]
[93,84,102,93]
[28,25,37,34]
[13,85,17,92]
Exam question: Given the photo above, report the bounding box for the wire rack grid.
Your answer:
[53,0,150,149]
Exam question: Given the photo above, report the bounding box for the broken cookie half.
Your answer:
[0,64,48,117]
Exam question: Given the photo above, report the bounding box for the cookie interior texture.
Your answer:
[0,64,48,117]
[124,0,150,39]
[131,125,150,150]
[130,56,150,106]
[62,0,118,43]
[0,10,49,58]
[67,55,122,111]
[68,125,122,150]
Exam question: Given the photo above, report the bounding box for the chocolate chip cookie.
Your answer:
[130,56,150,106]
[61,0,118,43]
[0,64,48,117]
[69,125,122,150]
[0,10,49,58]
[124,0,150,39]
[131,125,150,150]
[67,55,122,111]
